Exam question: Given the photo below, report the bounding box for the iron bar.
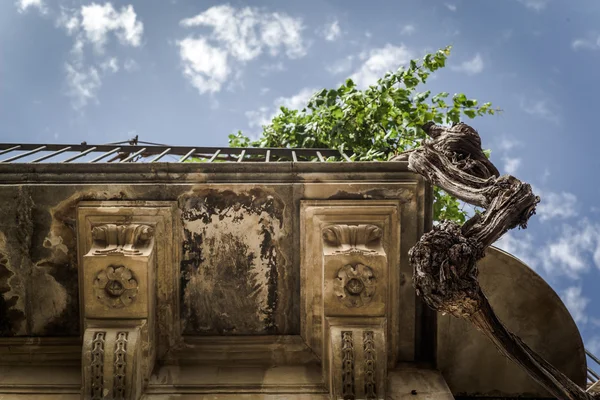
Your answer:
[587,350,600,366]
[339,150,351,162]
[31,147,72,163]
[0,145,21,156]
[265,150,271,163]
[89,147,121,163]
[316,151,325,162]
[178,148,196,163]
[150,148,171,163]
[120,148,147,163]
[0,146,46,163]
[237,149,246,162]
[62,147,97,163]
[208,149,221,163]
[589,368,600,381]
[291,151,297,162]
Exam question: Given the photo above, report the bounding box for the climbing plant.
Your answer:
[229,45,499,222]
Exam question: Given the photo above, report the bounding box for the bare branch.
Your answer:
[399,122,594,400]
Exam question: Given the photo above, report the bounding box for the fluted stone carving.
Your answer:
[91,223,154,256]
[322,224,382,254]
[82,328,142,400]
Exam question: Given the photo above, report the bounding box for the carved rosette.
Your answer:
[333,264,376,308]
[93,265,138,308]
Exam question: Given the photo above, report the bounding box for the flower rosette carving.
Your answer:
[93,265,138,308]
[333,263,376,307]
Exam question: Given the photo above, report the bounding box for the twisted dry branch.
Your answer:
[394,122,595,400]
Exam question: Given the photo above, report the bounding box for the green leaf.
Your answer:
[224,46,500,224]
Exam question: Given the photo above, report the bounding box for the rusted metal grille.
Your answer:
[0,142,353,164]
[587,348,600,391]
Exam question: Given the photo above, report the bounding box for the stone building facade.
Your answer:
[0,147,587,399]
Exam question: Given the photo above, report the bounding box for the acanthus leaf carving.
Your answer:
[91,224,154,256]
[322,224,382,254]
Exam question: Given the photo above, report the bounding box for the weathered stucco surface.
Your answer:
[0,163,431,340]
[180,187,293,335]
[0,162,588,399]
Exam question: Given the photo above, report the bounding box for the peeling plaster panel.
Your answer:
[179,187,293,335]
[0,162,425,338]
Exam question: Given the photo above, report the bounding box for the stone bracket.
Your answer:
[326,317,387,400]
[77,202,179,400]
[83,326,142,400]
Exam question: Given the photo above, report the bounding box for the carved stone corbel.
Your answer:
[82,327,142,400]
[80,222,156,400]
[322,224,388,399]
[327,318,386,400]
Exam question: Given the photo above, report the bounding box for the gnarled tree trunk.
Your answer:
[393,122,596,400]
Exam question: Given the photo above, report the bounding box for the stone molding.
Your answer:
[322,224,383,254]
[91,223,154,256]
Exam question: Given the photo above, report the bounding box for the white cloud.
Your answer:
[495,232,539,270]
[400,24,416,36]
[178,37,230,94]
[178,5,306,95]
[100,57,119,73]
[16,0,46,14]
[350,44,414,88]
[53,3,144,108]
[587,336,600,356]
[540,219,600,279]
[572,36,600,51]
[246,87,317,128]
[180,5,306,60]
[497,136,521,152]
[503,157,521,175]
[65,63,101,109]
[326,55,354,75]
[536,190,578,222]
[560,286,589,324]
[322,20,341,41]
[519,97,560,124]
[517,0,550,11]
[123,58,139,72]
[79,3,143,53]
[445,3,457,11]
[451,53,484,75]
[260,61,286,76]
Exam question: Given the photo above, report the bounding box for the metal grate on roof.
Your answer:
[0,141,353,164]
[588,348,600,391]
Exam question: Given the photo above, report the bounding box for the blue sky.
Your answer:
[3,0,600,359]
